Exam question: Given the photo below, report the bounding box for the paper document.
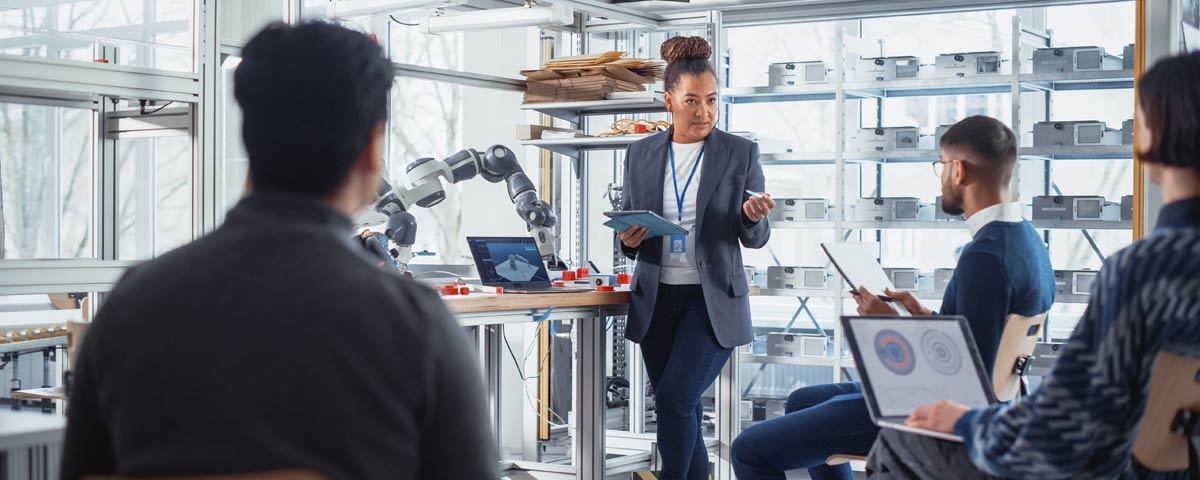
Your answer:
[821,242,911,316]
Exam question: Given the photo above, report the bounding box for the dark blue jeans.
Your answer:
[731,382,880,480]
[640,284,733,480]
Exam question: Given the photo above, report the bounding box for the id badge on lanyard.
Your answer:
[669,144,704,266]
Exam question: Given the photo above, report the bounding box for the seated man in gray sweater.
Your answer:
[61,22,497,480]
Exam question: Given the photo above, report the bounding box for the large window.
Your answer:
[0,0,195,72]
[0,101,94,259]
[116,135,192,260]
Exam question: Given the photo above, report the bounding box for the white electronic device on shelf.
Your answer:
[767,332,829,358]
[768,61,829,86]
[933,51,1003,77]
[1032,46,1123,74]
[884,268,921,292]
[767,266,830,290]
[1032,121,1121,147]
[1054,269,1099,296]
[854,197,925,222]
[933,268,955,295]
[856,56,920,81]
[769,198,830,222]
[1032,195,1121,221]
[850,127,920,152]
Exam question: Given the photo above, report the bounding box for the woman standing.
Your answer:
[617,36,775,480]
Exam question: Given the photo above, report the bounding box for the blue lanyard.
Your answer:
[669,144,705,223]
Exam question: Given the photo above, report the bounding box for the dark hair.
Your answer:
[235,21,394,196]
[661,36,714,92]
[939,115,1018,181]
[1137,51,1200,170]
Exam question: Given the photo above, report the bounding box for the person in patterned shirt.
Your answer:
[865,50,1200,480]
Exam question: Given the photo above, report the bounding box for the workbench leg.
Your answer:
[478,326,503,459]
[42,348,54,414]
[8,353,20,412]
[628,342,645,434]
[575,316,605,479]
[522,322,541,462]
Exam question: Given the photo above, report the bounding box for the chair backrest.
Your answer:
[83,470,328,480]
[992,312,1048,402]
[1133,350,1200,472]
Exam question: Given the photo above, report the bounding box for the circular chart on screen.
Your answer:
[874,329,915,375]
[921,330,963,376]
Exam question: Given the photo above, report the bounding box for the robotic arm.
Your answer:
[359,145,563,273]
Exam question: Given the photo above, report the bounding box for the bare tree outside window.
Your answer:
[387,26,465,264]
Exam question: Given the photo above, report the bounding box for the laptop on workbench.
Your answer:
[467,237,592,294]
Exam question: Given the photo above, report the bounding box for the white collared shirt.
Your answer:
[965,202,1025,237]
[661,141,705,285]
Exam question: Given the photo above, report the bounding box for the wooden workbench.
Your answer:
[443,290,631,314]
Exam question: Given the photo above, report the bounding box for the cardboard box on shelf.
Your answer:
[519,53,662,105]
[521,64,656,85]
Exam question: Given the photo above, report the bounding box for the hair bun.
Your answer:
[661,36,712,63]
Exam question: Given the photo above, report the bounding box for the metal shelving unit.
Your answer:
[520,97,667,125]
[759,288,841,298]
[727,14,1136,422]
[518,135,647,159]
[723,70,1134,104]
[1021,145,1133,161]
[739,353,838,367]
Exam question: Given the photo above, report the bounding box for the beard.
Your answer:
[940,181,965,216]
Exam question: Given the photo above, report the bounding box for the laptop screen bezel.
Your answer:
[466,236,552,289]
[840,315,998,424]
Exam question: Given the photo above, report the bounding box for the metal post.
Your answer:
[628,342,645,433]
[8,353,20,411]
[489,326,503,458]
[96,98,119,265]
[832,26,848,383]
[478,325,503,457]
[576,314,606,479]
[197,0,220,235]
[41,348,53,413]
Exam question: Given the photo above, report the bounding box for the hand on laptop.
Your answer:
[905,399,970,434]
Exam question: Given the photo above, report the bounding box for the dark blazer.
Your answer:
[620,127,769,349]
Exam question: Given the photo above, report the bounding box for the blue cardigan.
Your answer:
[940,220,1057,374]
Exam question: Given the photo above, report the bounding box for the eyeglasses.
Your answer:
[931,159,953,177]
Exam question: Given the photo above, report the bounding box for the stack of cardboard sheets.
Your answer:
[522,52,665,104]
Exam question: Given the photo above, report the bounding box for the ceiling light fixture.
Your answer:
[327,0,467,19]
[425,2,574,34]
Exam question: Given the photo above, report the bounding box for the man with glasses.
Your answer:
[731,115,1056,480]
